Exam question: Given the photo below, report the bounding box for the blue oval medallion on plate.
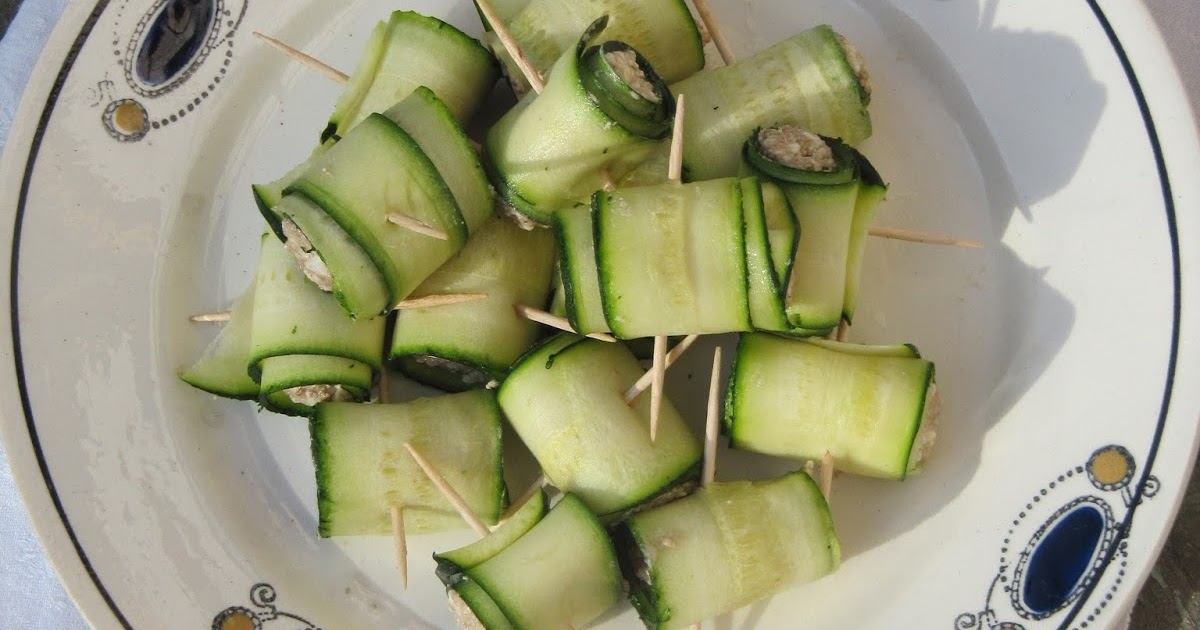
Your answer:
[1021,503,1107,615]
[135,0,217,86]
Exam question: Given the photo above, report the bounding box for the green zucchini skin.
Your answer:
[672,25,872,181]
[616,472,840,629]
[724,333,935,480]
[497,334,701,517]
[179,281,259,401]
[554,201,610,334]
[594,179,751,338]
[485,19,673,225]
[455,494,623,630]
[286,113,467,308]
[741,177,794,332]
[390,215,556,389]
[257,355,371,417]
[310,391,507,537]
[481,0,704,96]
[323,11,498,142]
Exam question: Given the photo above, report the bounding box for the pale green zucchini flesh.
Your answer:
[286,113,466,305]
[463,494,623,630]
[179,282,259,400]
[324,11,498,142]
[594,179,751,338]
[310,390,507,536]
[390,215,556,389]
[617,472,840,629]
[496,334,701,517]
[672,25,872,180]
[725,333,935,479]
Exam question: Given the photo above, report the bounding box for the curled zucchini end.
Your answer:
[745,126,857,185]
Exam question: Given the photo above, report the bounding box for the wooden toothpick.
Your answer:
[390,504,408,589]
[385,212,450,241]
[498,474,547,522]
[689,0,736,66]
[701,347,723,486]
[513,304,618,342]
[818,451,835,501]
[648,94,688,443]
[836,319,850,342]
[252,31,349,84]
[190,311,231,322]
[624,334,700,403]
[404,442,491,537]
[394,293,488,311]
[474,0,546,93]
[868,225,984,248]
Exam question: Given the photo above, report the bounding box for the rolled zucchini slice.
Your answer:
[497,334,701,518]
[671,25,872,180]
[616,472,840,630]
[310,390,507,536]
[179,281,259,400]
[742,126,863,333]
[247,235,385,416]
[741,177,798,332]
[390,215,556,391]
[480,0,704,96]
[486,18,675,225]
[724,333,938,480]
[323,11,498,142]
[593,178,751,338]
[285,107,475,312]
[441,494,623,630]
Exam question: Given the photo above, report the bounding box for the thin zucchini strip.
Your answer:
[323,11,498,142]
[616,472,840,630]
[479,0,704,96]
[843,148,888,322]
[247,235,385,416]
[310,390,507,536]
[450,494,623,630]
[179,281,259,400]
[497,334,701,518]
[390,216,556,391]
[593,178,751,338]
[672,25,872,180]
[486,18,675,225]
[724,333,938,480]
[742,126,863,333]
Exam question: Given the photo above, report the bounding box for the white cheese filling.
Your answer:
[758,126,837,172]
[281,217,334,292]
[605,49,661,103]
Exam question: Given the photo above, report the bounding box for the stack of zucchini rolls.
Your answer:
[180,3,941,629]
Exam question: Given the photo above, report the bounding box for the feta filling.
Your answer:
[907,382,942,473]
[413,355,494,387]
[605,49,661,103]
[281,217,334,291]
[758,126,837,172]
[284,383,354,407]
[835,33,873,99]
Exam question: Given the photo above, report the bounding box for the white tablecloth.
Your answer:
[0,1,1196,627]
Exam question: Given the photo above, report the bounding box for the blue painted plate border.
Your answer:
[4,1,1184,628]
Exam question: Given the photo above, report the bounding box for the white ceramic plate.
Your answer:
[2,0,1198,628]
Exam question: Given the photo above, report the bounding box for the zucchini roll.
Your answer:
[437,493,622,630]
[741,177,799,332]
[672,25,873,180]
[478,0,704,97]
[616,472,840,630]
[263,87,493,318]
[486,18,675,225]
[742,125,887,332]
[310,391,507,536]
[592,178,754,338]
[390,215,556,391]
[725,333,940,480]
[247,235,385,416]
[497,334,701,518]
[323,11,499,142]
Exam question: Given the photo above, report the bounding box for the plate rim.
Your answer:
[0,1,1196,628]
